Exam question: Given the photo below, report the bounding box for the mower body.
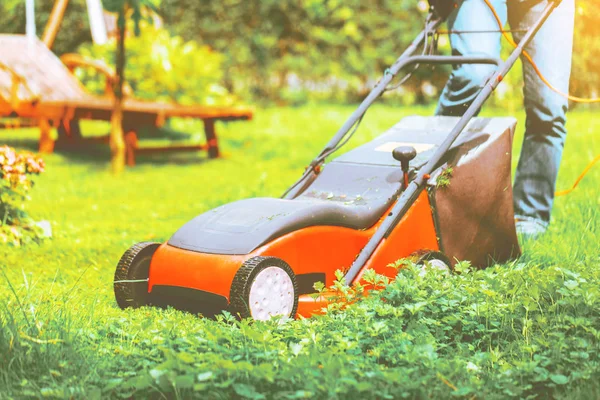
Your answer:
[144,116,520,318]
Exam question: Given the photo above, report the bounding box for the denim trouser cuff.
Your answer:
[514,215,549,229]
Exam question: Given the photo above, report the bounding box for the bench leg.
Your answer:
[39,118,55,153]
[56,119,83,150]
[57,119,83,141]
[125,131,138,167]
[204,119,219,158]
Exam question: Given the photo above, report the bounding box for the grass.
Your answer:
[0,103,599,399]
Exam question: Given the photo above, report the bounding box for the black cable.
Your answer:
[384,11,434,92]
[317,113,365,163]
[280,165,313,199]
[280,113,365,199]
[282,11,435,199]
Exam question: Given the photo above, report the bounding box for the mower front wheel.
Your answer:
[114,241,160,309]
[415,251,452,275]
[230,256,299,321]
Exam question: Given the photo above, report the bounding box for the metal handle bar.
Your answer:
[283,37,500,200]
[283,15,445,199]
[343,0,560,283]
[395,55,501,68]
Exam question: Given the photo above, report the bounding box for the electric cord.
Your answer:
[484,0,599,104]
[554,153,600,196]
[284,11,437,198]
[482,0,600,196]
[281,114,365,199]
[385,12,435,92]
[284,3,598,199]
[320,114,365,160]
[280,165,312,199]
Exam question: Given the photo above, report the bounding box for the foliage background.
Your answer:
[1,0,598,106]
[75,26,236,106]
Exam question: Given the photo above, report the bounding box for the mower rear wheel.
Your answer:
[114,241,160,309]
[230,256,298,321]
[415,251,451,275]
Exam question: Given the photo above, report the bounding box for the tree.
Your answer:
[159,0,428,102]
[102,0,160,173]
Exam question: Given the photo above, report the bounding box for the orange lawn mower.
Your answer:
[113,0,564,320]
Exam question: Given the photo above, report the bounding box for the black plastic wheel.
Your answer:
[414,250,452,272]
[230,256,299,321]
[114,242,160,309]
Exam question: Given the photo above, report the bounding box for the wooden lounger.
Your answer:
[0,35,253,165]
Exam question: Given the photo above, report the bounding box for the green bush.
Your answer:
[158,0,600,105]
[76,26,237,106]
[160,0,434,104]
[3,0,598,105]
[2,261,599,398]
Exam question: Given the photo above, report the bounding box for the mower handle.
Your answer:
[282,54,502,197]
[395,55,501,68]
[284,53,501,200]
[282,14,447,199]
[343,0,560,284]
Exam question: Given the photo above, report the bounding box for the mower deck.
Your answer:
[133,116,520,318]
[115,0,561,320]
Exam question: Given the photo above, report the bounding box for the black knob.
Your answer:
[392,146,417,173]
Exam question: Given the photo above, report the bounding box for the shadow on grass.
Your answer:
[149,287,229,320]
[0,137,39,152]
[1,135,214,167]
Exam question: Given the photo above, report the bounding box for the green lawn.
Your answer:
[1,104,599,399]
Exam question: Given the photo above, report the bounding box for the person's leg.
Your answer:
[436,0,507,116]
[508,0,575,235]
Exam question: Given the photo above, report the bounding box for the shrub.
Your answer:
[76,26,237,106]
[0,146,45,245]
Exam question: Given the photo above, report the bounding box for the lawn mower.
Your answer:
[114,0,562,320]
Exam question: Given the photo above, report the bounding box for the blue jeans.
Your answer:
[436,0,575,227]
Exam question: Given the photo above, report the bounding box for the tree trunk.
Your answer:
[110,11,126,174]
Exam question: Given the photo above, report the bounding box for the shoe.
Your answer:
[515,216,547,239]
